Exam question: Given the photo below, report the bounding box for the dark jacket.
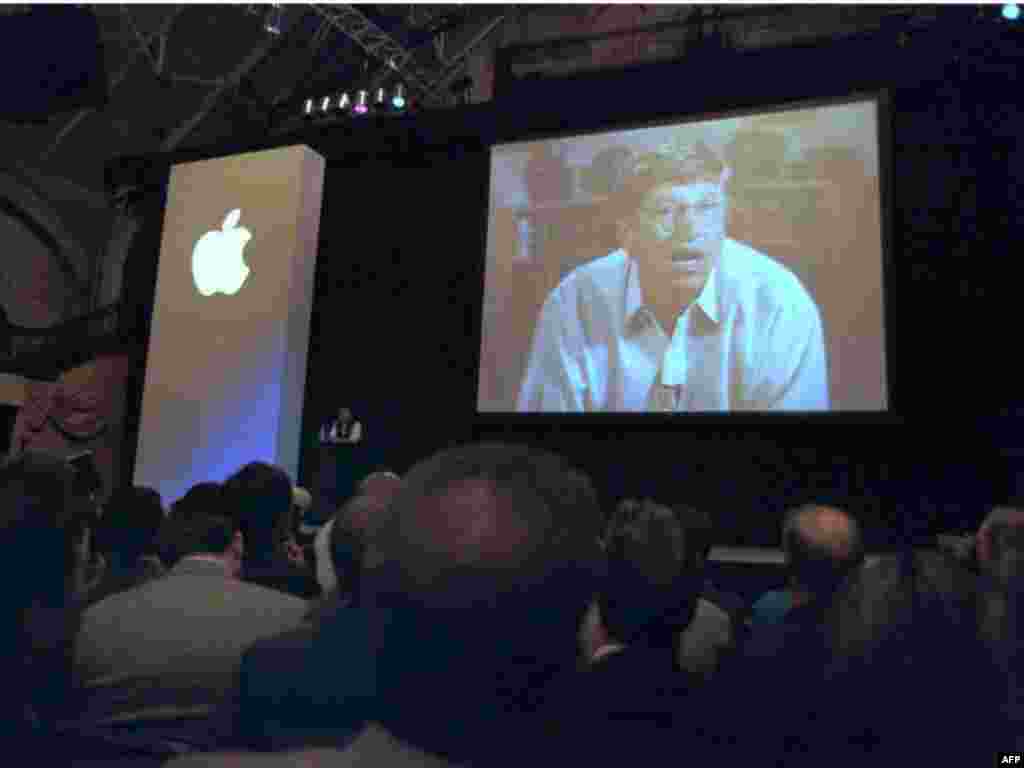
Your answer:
[243,555,320,600]
[230,601,375,752]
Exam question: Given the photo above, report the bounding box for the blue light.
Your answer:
[391,84,407,110]
[1004,3,1020,20]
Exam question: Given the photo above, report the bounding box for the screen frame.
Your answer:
[476,89,897,426]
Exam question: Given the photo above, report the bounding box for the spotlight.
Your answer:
[337,92,351,111]
[1003,3,1020,20]
[354,89,369,115]
[391,83,406,110]
[319,95,333,114]
[265,4,283,35]
[374,87,387,109]
[303,98,315,117]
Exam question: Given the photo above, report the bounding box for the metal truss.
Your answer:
[308,5,506,107]
[40,5,188,163]
[427,13,506,99]
[309,4,439,104]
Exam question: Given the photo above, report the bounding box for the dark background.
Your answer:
[109,14,1024,550]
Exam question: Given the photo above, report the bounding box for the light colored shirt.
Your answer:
[516,242,828,412]
[321,421,362,444]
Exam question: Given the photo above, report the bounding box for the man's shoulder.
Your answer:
[85,566,307,619]
[549,249,628,302]
[719,239,818,317]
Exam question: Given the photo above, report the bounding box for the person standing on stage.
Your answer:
[320,407,363,445]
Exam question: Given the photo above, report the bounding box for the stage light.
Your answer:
[374,87,387,109]
[265,4,283,35]
[320,95,333,114]
[337,92,351,111]
[303,98,314,117]
[354,89,369,115]
[1003,4,1020,20]
[391,83,406,110]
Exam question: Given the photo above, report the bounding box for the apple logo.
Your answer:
[191,208,252,296]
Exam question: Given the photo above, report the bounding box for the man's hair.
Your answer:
[599,499,702,647]
[170,482,222,522]
[95,486,164,564]
[166,514,237,560]
[222,462,293,561]
[160,482,222,566]
[367,443,603,657]
[782,504,864,599]
[616,139,726,219]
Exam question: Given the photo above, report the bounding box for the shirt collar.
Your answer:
[623,249,722,333]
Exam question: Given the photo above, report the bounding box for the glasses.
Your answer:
[639,200,724,224]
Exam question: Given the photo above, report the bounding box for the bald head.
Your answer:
[783,504,863,599]
[976,506,1024,589]
[793,506,857,556]
[365,443,603,615]
[358,471,402,500]
[315,489,397,599]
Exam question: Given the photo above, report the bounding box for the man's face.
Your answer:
[623,175,728,304]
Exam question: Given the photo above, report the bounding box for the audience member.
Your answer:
[87,485,166,605]
[667,502,741,681]
[750,503,863,626]
[168,443,605,767]
[675,504,747,623]
[975,506,1024,735]
[362,444,605,766]
[159,482,224,566]
[229,492,392,752]
[311,495,373,602]
[713,547,1008,765]
[740,504,863,691]
[555,498,700,757]
[0,452,89,756]
[589,500,701,653]
[818,549,1010,762]
[313,473,401,599]
[72,509,309,754]
[223,462,320,599]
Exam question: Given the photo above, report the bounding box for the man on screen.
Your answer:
[516,138,828,412]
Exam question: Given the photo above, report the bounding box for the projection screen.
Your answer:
[478,96,886,413]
